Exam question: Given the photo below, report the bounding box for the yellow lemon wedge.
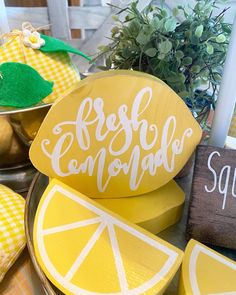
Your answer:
[96,180,185,234]
[179,239,236,295]
[33,179,183,295]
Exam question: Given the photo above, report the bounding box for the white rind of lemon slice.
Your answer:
[34,179,183,295]
[179,239,236,295]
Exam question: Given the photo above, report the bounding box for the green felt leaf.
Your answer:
[39,34,91,61]
[0,62,53,108]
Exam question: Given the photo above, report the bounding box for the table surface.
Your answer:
[1,172,236,295]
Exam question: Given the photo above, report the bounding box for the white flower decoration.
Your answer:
[22,29,45,49]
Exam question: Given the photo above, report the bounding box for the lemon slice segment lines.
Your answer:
[189,244,236,295]
[107,223,129,293]
[42,217,102,236]
[35,182,182,295]
[65,222,107,282]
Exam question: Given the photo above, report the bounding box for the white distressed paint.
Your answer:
[209,13,236,147]
[0,0,9,34]
[47,0,71,39]
[204,150,236,210]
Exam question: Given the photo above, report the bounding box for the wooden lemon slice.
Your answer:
[96,180,185,234]
[179,239,236,294]
[34,179,183,295]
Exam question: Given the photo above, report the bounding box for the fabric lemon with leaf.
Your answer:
[0,22,91,107]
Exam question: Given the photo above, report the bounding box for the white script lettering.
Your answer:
[41,87,193,192]
[205,151,236,209]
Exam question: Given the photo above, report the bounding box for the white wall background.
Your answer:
[163,0,236,23]
[0,0,235,72]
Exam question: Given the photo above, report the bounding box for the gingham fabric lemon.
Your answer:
[0,184,25,282]
[0,36,80,104]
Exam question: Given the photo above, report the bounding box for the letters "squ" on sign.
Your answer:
[205,150,236,210]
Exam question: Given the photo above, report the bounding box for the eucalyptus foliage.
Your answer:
[95,0,232,126]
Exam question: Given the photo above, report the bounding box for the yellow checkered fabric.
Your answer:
[0,36,80,104]
[229,115,236,138]
[0,185,25,282]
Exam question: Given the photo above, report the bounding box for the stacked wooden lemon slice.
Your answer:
[30,70,202,234]
[33,179,184,295]
[30,70,204,294]
[180,239,236,294]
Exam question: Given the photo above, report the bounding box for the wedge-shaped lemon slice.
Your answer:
[96,180,185,234]
[179,239,236,295]
[34,179,183,295]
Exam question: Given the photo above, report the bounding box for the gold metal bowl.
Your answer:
[0,103,51,147]
[25,173,61,295]
[0,104,51,191]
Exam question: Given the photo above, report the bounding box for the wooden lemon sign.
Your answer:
[34,179,183,295]
[96,180,185,234]
[179,239,236,294]
[187,145,236,249]
[30,70,202,198]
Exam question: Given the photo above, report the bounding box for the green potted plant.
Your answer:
[95,0,231,130]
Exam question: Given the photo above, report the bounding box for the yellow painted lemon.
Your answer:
[179,239,236,294]
[96,179,185,234]
[34,179,183,295]
[30,70,202,198]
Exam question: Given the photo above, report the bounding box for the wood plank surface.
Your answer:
[6,6,110,30]
[6,7,49,29]
[69,0,81,39]
[0,0,10,34]
[69,6,111,29]
[187,145,236,249]
[4,0,47,6]
[46,0,71,39]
